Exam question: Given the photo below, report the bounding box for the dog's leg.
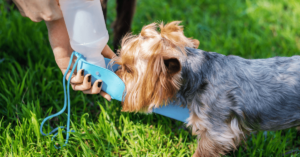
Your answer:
[296,126,300,138]
[189,111,244,157]
[112,0,136,52]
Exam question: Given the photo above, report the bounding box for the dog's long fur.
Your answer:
[179,47,300,156]
[113,21,300,156]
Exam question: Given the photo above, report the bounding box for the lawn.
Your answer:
[1,0,300,156]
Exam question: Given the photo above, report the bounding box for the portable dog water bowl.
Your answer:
[101,58,190,122]
[77,54,125,101]
[76,52,190,122]
[40,51,190,149]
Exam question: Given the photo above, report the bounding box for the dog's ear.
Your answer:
[164,57,181,75]
[159,21,194,52]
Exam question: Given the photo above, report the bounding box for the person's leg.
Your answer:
[113,0,136,52]
[100,0,107,21]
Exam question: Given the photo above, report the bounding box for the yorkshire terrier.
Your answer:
[112,21,300,157]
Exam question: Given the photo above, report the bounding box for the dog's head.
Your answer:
[112,21,196,112]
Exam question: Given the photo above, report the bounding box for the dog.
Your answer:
[112,21,300,157]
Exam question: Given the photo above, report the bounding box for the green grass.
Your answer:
[1,0,300,156]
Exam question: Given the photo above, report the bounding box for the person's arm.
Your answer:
[46,18,111,100]
[102,45,117,59]
[12,0,62,22]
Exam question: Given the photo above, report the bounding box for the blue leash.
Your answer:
[40,52,81,149]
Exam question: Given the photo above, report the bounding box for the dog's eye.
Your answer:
[124,66,131,73]
[126,68,131,73]
[116,49,121,56]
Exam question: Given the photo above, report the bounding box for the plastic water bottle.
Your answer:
[59,0,108,68]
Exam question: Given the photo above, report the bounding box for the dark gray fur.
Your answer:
[177,47,300,131]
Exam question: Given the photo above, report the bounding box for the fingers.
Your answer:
[12,0,26,17]
[12,0,63,22]
[71,74,92,91]
[63,68,112,101]
[72,69,85,84]
[66,69,84,84]
[82,80,102,94]
[79,79,112,101]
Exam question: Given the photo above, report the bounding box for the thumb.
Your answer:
[100,91,112,101]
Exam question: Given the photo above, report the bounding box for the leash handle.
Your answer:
[40,52,82,149]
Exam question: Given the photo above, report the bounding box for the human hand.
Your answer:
[46,18,112,101]
[12,0,62,22]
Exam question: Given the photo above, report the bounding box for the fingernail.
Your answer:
[81,70,84,76]
[88,75,91,82]
[98,82,102,88]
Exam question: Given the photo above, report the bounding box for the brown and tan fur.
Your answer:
[112,21,226,156]
[113,22,300,156]
[113,21,194,112]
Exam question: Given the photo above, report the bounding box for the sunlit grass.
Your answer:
[1,0,300,156]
